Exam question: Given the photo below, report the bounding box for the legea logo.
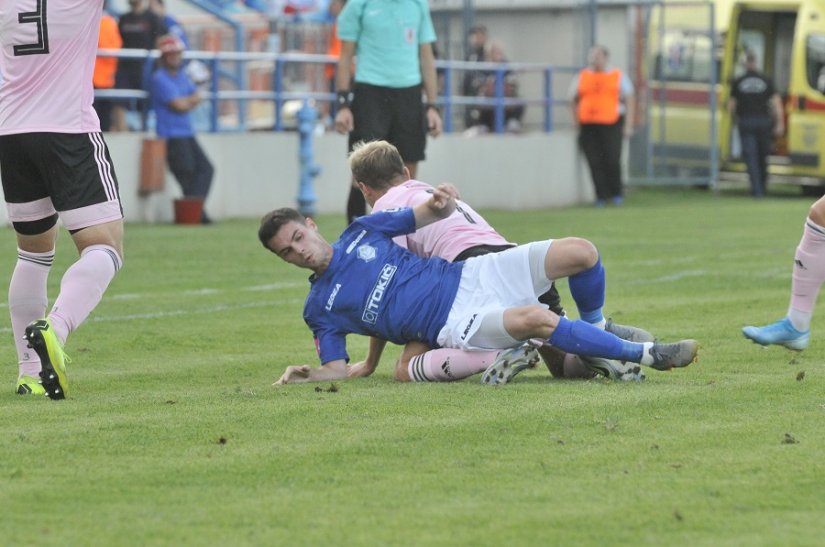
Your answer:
[325,283,341,311]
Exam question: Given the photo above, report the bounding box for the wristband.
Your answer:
[425,103,439,113]
[336,90,352,109]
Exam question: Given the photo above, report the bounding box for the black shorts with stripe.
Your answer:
[0,132,122,221]
[347,83,428,163]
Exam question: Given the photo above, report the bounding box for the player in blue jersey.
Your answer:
[259,186,699,385]
[346,140,653,383]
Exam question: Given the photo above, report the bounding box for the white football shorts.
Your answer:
[437,240,554,350]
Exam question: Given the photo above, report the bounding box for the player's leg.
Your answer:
[390,84,426,181]
[542,238,651,343]
[0,134,60,394]
[347,83,392,222]
[496,304,696,372]
[397,341,501,382]
[23,132,125,399]
[453,247,696,376]
[743,195,825,350]
[11,226,60,395]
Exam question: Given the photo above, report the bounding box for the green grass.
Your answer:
[1,186,824,546]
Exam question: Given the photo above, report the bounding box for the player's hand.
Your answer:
[347,361,376,378]
[429,184,457,217]
[438,182,460,200]
[273,365,311,385]
[427,108,442,137]
[334,108,354,134]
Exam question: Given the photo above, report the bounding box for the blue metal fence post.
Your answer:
[544,67,553,132]
[441,65,453,133]
[274,57,285,132]
[494,68,505,133]
[296,101,320,216]
[210,56,220,132]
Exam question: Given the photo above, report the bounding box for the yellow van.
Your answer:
[647,0,825,190]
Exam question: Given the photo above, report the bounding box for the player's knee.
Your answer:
[809,199,825,226]
[553,237,598,271]
[567,237,599,268]
[520,304,556,335]
[13,214,58,237]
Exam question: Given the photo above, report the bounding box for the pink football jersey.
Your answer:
[372,179,513,262]
[0,1,101,134]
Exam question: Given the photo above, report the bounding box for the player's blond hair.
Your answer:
[349,140,405,190]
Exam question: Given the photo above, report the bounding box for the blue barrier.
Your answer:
[296,101,321,216]
[94,48,580,134]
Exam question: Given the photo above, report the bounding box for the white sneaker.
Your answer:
[481,343,540,385]
[581,356,645,382]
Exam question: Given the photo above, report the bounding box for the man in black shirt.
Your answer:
[113,0,167,131]
[728,51,785,197]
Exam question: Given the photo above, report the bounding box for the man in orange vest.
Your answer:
[93,9,123,132]
[569,45,635,207]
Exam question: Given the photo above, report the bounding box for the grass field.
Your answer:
[1,186,823,546]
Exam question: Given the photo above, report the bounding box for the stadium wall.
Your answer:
[0,132,591,225]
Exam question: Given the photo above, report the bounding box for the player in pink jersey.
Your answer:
[0,1,125,399]
[346,140,654,383]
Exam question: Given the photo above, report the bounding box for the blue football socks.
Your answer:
[548,316,644,362]
[568,258,605,324]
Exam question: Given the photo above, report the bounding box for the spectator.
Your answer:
[151,0,213,131]
[476,40,524,133]
[113,0,167,131]
[151,35,215,224]
[727,50,784,198]
[333,0,442,224]
[94,8,123,132]
[0,1,125,399]
[462,25,488,129]
[150,0,190,49]
[569,45,635,207]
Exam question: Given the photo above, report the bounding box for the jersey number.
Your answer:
[14,0,49,56]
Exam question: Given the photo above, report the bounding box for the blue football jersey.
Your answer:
[304,208,463,364]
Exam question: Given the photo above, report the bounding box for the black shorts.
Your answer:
[348,82,427,163]
[454,244,517,262]
[0,132,123,230]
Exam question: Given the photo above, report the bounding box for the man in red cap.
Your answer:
[150,34,214,223]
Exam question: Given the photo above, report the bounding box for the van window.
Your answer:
[655,31,714,83]
[806,34,825,94]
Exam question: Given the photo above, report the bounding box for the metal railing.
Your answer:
[95,48,580,134]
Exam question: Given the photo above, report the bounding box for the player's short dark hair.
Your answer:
[349,140,406,190]
[258,208,305,252]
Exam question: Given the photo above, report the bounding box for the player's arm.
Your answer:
[274,359,348,385]
[334,40,357,134]
[412,183,457,229]
[419,42,442,137]
[348,337,388,378]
